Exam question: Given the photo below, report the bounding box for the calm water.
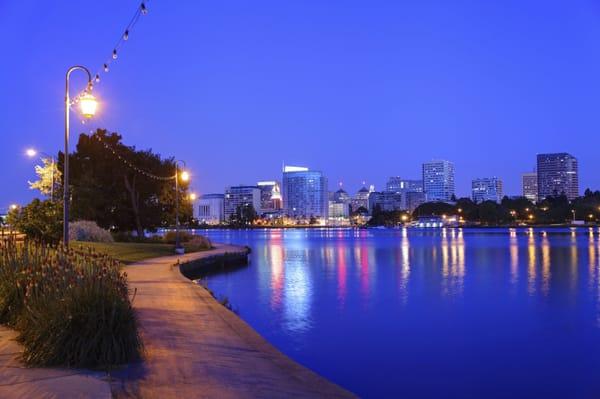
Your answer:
[195,227,600,398]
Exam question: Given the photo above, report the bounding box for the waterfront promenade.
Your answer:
[0,243,353,398]
[112,243,354,398]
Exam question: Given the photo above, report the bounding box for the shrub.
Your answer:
[6,199,62,243]
[162,230,194,244]
[69,220,114,243]
[183,235,212,252]
[0,241,142,368]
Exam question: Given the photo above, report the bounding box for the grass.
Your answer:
[73,241,177,264]
[73,235,213,264]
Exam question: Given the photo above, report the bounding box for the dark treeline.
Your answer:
[406,191,600,226]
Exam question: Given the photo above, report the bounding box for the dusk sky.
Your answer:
[2,0,600,210]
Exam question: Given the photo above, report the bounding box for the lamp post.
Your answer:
[174,160,189,251]
[26,149,56,201]
[63,66,98,246]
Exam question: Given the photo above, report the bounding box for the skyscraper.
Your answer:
[522,172,538,202]
[471,177,503,203]
[256,181,282,215]
[223,185,261,221]
[536,153,579,201]
[282,166,328,220]
[385,177,423,210]
[422,160,455,202]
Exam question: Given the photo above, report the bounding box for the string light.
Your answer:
[92,133,177,182]
[70,1,150,104]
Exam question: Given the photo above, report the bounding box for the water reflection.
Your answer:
[198,227,600,398]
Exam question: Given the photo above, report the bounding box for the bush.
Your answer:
[69,220,114,243]
[162,230,193,244]
[6,199,62,243]
[183,235,212,252]
[0,241,142,368]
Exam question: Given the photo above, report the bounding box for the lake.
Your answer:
[194,227,600,398]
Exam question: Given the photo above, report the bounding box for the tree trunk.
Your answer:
[123,174,144,237]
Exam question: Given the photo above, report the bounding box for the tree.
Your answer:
[6,199,62,243]
[229,204,257,227]
[413,202,455,218]
[59,129,191,236]
[28,158,61,200]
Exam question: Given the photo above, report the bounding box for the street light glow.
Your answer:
[9,204,18,210]
[25,148,37,157]
[180,171,190,182]
[189,192,197,201]
[79,92,98,118]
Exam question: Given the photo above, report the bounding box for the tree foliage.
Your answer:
[6,199,62,243]
[28,158,61,199]
[58,129,191,236]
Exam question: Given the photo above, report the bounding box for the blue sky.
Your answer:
[2,0,600,209]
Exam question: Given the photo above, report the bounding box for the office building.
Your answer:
[368,191,403,213]
[224,185,261,221]
[257,181,282,215]
[536,153,579,201]
[282,166,328,220]
[386,177,423,209]
[196,194,224,225]
[351,186,371,211]
[522,172,538,202]
[423,160,455,202]
[406,191,426,212]
[471,177,503,203]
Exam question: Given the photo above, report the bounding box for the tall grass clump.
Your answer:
[0,241,142,368]
[69,220,114,243]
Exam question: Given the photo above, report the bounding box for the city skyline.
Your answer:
[3,1,600,207]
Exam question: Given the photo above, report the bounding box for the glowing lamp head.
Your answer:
[180,171,190,182]
[189,193,197,201]
[25,148,37,158]
[9,204,18,211]
[79,92,98,118]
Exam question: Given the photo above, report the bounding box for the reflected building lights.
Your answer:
[528,232,537,295]
[541,235,551,295]
[510,230,519,285]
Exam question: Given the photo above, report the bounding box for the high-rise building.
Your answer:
[351,186,371,211]
[256,181,282,215]
[282,166,328,220]
[385,177,423,209]
[406,191,426,212]
[522,172,538,202]
[471,177,503,203]
[422,160,455,202]
[368,191,403,213]
[536,153,579,201]
[223,185,261,221]
[195,194,224,225]
[386,177,423,193]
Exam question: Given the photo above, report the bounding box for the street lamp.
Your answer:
[26,148,56,201]
[174,160,190,251]
[63,66,98,246]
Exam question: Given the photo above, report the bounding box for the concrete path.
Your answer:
[112,244,355,398]
[0,327,111,399]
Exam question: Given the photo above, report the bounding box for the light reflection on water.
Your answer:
[197,228,600,398]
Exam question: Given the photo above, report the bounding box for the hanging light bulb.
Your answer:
[95,74,100,83]
[112,49,118,59]
[104,63,109,72]
[123,30,129,40]
[141,2,148,15]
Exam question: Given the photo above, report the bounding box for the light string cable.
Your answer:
[71,1,150,105]
[90,130,176,181]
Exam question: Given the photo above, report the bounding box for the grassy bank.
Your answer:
[74,236,212,264]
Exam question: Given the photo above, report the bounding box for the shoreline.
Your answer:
[111,243,355,398]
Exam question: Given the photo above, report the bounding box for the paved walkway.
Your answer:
[0,327,111,399]
[112,244,355,398]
